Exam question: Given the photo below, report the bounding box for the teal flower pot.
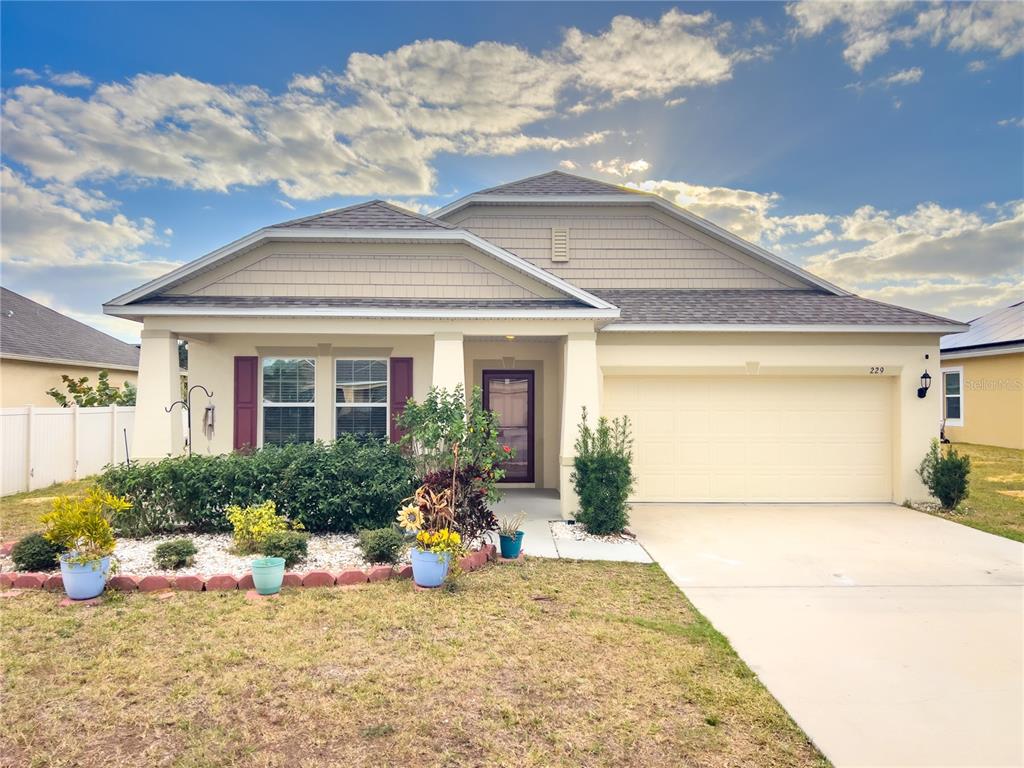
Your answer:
[410,547,450,588]
[251,557,286,595]
[60,554,110,600]
[499,531,525,559]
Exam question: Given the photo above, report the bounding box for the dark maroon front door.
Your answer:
[482,370,535,483]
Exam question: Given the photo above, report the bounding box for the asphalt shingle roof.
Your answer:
[143,295,588,311]
[941,299,1023,351]
[594,290,962,326]
[473,170,645,197]
[1,287,140,367]
[274,200,454,230]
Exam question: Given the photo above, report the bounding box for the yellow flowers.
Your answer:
[415,528,461,548]
[226,500,301,554]
[396,504,424,532]
[41,486,127,564]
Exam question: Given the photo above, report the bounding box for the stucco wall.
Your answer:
[941,352,1024,450]
[0,358,138,407]
[444,204,806,291]
[597,332,943,503]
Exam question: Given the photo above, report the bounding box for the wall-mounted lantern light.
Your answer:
[917,370,932,399]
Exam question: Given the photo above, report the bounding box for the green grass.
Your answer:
[1,478,94,541]
[0,560,828,768]
[923,443,1024,543]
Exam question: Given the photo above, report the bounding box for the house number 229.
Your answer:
[869,366,885,374]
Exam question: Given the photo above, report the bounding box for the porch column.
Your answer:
[431,332,465,394]
[133,329,184,460]
[559,332,600,518]
[315,343,335,442]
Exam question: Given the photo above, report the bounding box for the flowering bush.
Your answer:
[414,528,463,558]
[226,500,303,555]
[41,486,128,567]
[396,465,468,565]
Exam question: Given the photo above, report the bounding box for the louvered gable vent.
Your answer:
[551,227,569,262]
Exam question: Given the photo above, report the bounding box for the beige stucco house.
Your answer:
[940,300,1023,450]
[104,171,967,515]
[1,287,139,407]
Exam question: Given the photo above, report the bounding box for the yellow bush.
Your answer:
[41,487,128,565]
[225,500,301,554]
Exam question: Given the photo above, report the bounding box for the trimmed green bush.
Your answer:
[153,539,198,570]
[570,407,635,536]
[99,436,416,536]
[261,530,308,568]
[11,533,62,571]
[358,527,405,565]
[917,439,971,510]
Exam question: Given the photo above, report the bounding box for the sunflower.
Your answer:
[396,504,424,532]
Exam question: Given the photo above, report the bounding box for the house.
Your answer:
[1,287,140,407]
[104,171,967,514]
[939,300,1023,450]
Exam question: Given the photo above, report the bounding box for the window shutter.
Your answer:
[389,357,413,443]
[551,227,569,262]
[234,356,258,451]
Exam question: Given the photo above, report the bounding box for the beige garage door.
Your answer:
[603,376,893,502]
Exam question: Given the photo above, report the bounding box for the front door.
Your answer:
[482,370,535,483]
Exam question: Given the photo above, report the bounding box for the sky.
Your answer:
[1,1,1022,343]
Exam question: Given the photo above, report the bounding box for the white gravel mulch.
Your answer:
[1,533,412,576]
[550,521,638,543]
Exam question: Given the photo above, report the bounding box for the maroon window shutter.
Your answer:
[234,356,258,451]
[389,357,413,443]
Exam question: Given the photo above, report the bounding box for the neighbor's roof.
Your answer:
[941,299,1024,352]
[595,290,967,331]
[472,170,645,197]
[274,199,455,230]
[0,287,140,368]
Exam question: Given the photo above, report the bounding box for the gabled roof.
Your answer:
[274,200,455,230]
[596,290,967,332]
[473,170,645,197]
[432,170,847,296]
[1,287,140,369]
[941,299,1023,352]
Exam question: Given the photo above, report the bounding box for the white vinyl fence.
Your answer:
[1,406,135,496]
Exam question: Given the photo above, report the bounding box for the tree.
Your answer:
[46,370,137,407]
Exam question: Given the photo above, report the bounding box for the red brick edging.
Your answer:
[0,544,498,594]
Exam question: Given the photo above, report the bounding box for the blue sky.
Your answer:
[2,1,1021,341]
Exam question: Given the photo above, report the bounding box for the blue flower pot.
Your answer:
[410,547,450,588]
[59,555,110,600]
[251,557,286,595]
[499,530,525,559]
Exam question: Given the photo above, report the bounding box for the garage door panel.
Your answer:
[604,376,893,503]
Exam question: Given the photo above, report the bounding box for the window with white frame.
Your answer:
[262,358,315,446]
[336,359,388,439]
[942,367,964,427]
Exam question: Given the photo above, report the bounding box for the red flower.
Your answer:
[502,444,512,454]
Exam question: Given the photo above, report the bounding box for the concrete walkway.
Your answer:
[630,503,1024,768]
[489,489,651,563]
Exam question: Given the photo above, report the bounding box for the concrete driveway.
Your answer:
[629,504,1024,768]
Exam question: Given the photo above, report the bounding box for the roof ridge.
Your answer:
[270,198,455,230]
[370,199,457,229]
[473,169,647,196]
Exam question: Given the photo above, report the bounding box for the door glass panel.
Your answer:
[485,374,532,482]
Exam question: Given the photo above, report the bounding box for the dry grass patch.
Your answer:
[1,559,826,768]
[1,478,93,540]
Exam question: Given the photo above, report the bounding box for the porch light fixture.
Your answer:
[917,370,932,399]
[505,335,516,341]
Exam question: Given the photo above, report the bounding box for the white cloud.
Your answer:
[13,67,40,80]
[558,159,578,170]
[967,59,988,72]
[664,96,687,107]
[49,71,92,87]
[275,199,296,210]
[288,74,324,93]
[562,9,744,103]
[591,158,651,177]
[881,66,923,86]
[997,116,1024,128]
[382,198,431,215]
[788,1,1024,70]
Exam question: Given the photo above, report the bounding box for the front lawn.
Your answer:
[0,560,826,768]
[0,478,94,541]
[925,443,1024,543]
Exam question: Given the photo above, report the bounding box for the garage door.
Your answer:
[603,376,892,502]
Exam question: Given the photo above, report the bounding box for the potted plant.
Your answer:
[40,487,129,600]
[251,556,287,595]
[226,501,304,596]
[497,513,526,559]
[397,457,467,588]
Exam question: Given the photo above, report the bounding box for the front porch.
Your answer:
[131,318,603,516]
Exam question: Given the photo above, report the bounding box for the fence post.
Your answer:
[110,404,118,465]
[26,405,35,491]
[72,405,80,481]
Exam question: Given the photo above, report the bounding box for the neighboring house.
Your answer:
[1,287,140,407]
[939,300,1023,450]
[104,171,967,514]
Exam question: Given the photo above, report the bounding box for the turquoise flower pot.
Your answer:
[410,547,450,588]
[499,531,525,559]
[60,554,110,600]
[251,557,286,595]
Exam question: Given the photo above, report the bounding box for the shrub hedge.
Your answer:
[99,436,416,536]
